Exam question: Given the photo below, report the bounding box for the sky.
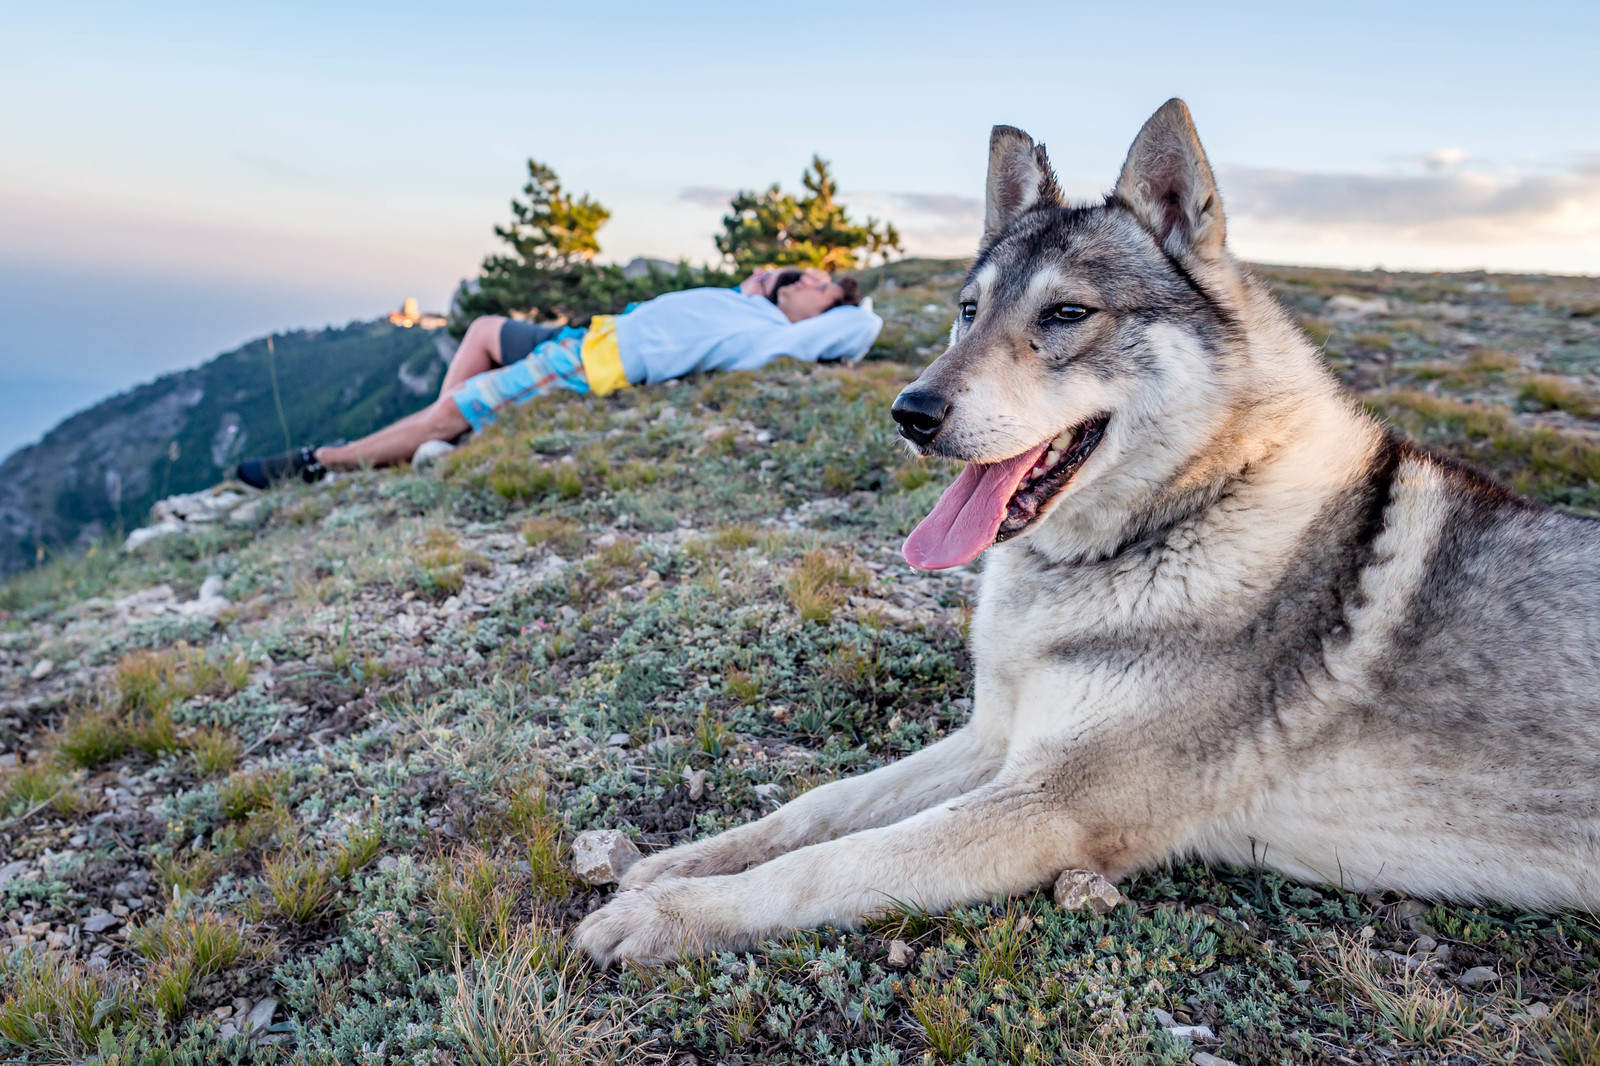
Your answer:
[2,0,1597,461]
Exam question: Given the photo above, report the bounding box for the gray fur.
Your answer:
[576,100,1600,965]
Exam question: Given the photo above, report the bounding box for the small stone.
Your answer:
[30,659,54,680]
[1152,1008,1178,1028]
[1457,966,1500,989]
[69,834,87,847]
[233,996,253,1017]
[885,940,915,969]
[1192,1054,1240,1066]
[411,439,455,469]
[244,996,277,1033]
[683,767,707,802]
[753,783,780,802]
[0,860,30,887]
[218,1021,239,1040]
[571,829,642,885]
[605,732,632,748]
[593,532,619,549]
[1053,869,1126,916]
[641,570,662,590]
[1169,1024,1215,1041]
[82,913,120,934]
[110,903,130,918]
[213,1004,233,1019]
[1524,1002,1552,1020]
[1413,935,1438,954]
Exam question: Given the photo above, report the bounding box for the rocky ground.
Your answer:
[2,260,1599,1064]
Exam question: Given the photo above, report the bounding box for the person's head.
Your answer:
[775,270,862,323]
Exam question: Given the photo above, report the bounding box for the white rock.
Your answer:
[593,532,619,550]
[123,521,184,553]
[1325,294,1389,320]
[244,996,278,1033]
[1457,966,1500,988]
[683,767,707,801]
[229,499,264,525]
[753,783,781,802]
[885,939,915,969]
[0,860,31,887]
[30,658,54,680]
[412,439,456,469]
[605,732,632,748]
[1193,1054,1240,1066]
[1053,869,1126,916]
[571,829,642,885]
[82,913,120,934]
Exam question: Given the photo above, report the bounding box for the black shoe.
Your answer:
[236,446,327,489]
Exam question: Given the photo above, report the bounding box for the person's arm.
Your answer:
[725,307,884,370]
[738,269,774,296]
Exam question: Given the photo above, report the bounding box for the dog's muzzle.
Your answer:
[892,389,950,448]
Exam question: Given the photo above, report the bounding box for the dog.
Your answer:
[576,99,1600,965]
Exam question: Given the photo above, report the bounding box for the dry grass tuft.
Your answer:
[783,548,865,624]
[435,845,525,955]
[0,949,126,1052]
[414,527,488,596]
[262,847,338,923]
[447,926,621,1066]
[0,760,86,818]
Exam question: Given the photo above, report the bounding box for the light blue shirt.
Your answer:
[612,287,883,386]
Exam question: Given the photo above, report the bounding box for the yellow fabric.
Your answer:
[579,315,629,396]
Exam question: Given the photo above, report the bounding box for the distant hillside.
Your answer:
[0,319,449,575]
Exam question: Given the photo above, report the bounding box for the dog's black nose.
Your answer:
[892,390,950,447]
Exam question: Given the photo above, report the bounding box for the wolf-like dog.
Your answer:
[577,99,1600,965]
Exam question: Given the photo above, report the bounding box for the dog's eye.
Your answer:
[958,302,977,322]
[1044,304,1091,323]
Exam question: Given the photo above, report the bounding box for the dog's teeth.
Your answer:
[1053,433,1072,449]
[1045,449,1060,466]
[1030,464,1046,478]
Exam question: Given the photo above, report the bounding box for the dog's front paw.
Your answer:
[576,883,708,966]
[620,839,748,890]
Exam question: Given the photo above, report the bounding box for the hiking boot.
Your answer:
[236,446,327,490]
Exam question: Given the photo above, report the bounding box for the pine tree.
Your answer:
[715,156,901,273]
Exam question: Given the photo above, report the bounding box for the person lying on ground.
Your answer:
[235,267,880,487]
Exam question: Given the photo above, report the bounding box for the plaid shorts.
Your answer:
[451,326,591,432]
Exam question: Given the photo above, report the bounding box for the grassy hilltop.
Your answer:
[2,261,1600,1064]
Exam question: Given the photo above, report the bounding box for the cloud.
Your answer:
[678,185,736,210]
[1218,157,1600,240]
[891,193,983,221]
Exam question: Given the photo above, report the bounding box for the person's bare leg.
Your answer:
[439,315,505,392]
[315,398,469,470]
[314,317,505,470]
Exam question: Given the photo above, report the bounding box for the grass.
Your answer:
[1,263,1598,1062]
[261,847,338,923]
[447,927,621,1066]
[783,547,865,624]
[0,760,85,819]
[0,950,125,1053]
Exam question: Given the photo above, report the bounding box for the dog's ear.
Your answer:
[984,125,1062,244]
[1114,99,1226,260]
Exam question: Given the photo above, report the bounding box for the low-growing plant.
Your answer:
[435,845,523,955]
[783,548,863,624]
[152,848,226,899]
[331,819,386,879]
[414,527,487,597]
[261,847,337,923]
[0,949,125,1052]
[520,515,585,555]
[128,908,250,978]
[53,706,134,768]
[501,778,573,900]
[189,725,242,776]
[908,976,977,1061]
[1,759,86,818]
[447,928,617,1066]
[215,768,284,822]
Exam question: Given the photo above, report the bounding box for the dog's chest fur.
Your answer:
[963,414,1600,906]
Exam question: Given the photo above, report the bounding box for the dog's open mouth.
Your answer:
[903,415,1109,570]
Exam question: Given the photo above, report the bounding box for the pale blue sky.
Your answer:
[2,0,1597,459]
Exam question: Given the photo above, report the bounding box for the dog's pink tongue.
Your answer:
[903,444,1048,570]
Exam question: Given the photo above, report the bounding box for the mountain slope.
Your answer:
[0,320,449,575]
